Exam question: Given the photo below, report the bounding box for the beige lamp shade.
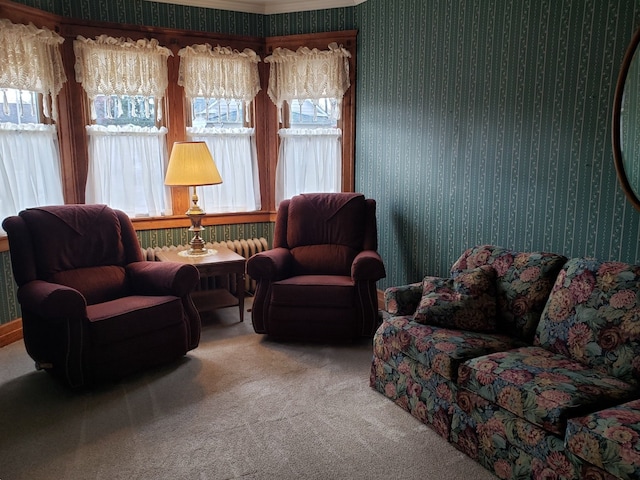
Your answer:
[165,141,222,186]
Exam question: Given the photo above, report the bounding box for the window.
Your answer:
[179,44,262,213]
[1,3,357,225]
[265,43,351,206]
[74,35,172,217]
[0,19,66,229]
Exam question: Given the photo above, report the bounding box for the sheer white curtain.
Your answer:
[179,44,262,213]
[265,43,350,206]
[85,125,171,216]
[275,128,341,206]
[74,35,172,217]
[0,124,64,227]
[0,19,66,230]
[188,127,260,212]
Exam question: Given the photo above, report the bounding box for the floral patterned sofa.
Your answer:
[370,245,640,480]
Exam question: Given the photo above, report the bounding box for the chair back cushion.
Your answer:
[535,257,640,385]
[282,193,367,275]
[14,204,136,303]
[451,245,567,341]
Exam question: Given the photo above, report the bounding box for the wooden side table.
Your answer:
[155,247,246,322]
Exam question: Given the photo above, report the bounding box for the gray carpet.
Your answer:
[0,300,497,480]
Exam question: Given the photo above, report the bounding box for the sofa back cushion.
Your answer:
[534,257,640,385]
[451,245,567,341]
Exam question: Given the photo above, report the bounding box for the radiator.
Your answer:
[141,237,269,294]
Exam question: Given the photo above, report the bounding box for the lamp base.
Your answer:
[184,210,214,256]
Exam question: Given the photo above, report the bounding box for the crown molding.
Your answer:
[146,0,367,15]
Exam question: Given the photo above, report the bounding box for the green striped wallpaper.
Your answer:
[135,222,273,249]
[3,0,640,325]
[355,0,640,288]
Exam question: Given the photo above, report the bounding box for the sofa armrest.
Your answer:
[127,261,199,297]
[384,282,423,316]
[247,248,293,281]
[18,280,87,318]
[352,250,386,281]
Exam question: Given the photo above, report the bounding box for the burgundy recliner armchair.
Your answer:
[247,193,386,340]
[2,204,201,388]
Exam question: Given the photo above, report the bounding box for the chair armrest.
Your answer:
[127,261,199,297]
[17,280,87,318]
[351,250,386,281]
[384,282,423,316]
[247,248,292,280]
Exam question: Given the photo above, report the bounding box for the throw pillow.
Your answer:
[413,265,498,332]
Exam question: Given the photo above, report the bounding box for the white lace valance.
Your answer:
[265,42,351,122]
[278,127,342,137]
[0,18,66,120]
[74,35,172,120]
[178,44,261,122]
[86,124,168,136]
[187,126,255,137]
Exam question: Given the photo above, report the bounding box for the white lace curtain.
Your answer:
[265,42,351,123]
[73,35,172,120]
[75,35,173,217]
[178,44,261,122]
[0,19,65,229]
[180,45,262,213]
[0,18,66,120]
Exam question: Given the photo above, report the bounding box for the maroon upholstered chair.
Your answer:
[247,193,386,340]
[2,204,201,388]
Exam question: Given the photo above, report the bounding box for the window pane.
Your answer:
[191,98,244,128]
[0,88,41,124]
[93,95,157,127]
[289,98,338,127]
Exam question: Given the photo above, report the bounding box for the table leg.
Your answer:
[237,271,245,322]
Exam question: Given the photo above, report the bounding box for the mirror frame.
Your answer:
[613,26,640,211]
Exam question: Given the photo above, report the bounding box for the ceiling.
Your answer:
[148,0,368,14]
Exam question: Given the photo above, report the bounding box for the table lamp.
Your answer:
[165,141,222,256]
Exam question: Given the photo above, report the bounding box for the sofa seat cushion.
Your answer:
[458,346,638,436]
[373,316,522,382]
[271,275,354,308]
[87,295,184,345]
[566,398,640,479]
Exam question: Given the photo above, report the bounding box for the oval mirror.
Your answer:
[614,27,640,211]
